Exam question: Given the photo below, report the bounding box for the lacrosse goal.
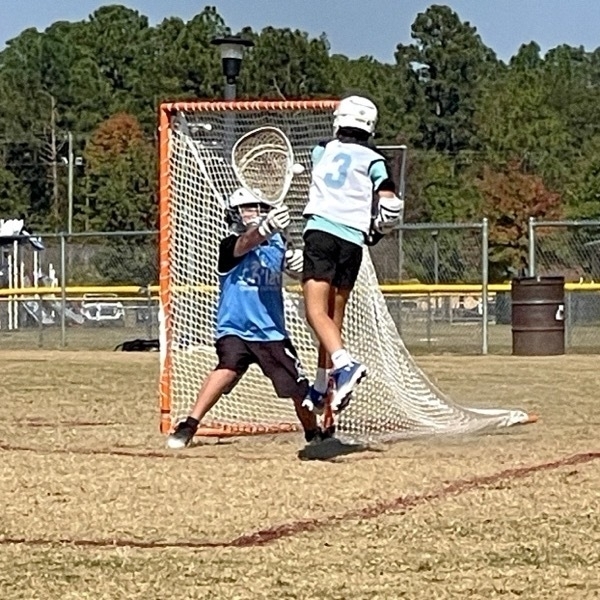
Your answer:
[158,99,534,443]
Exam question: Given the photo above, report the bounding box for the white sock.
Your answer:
[331,349,352,370]
[313,368,330,394]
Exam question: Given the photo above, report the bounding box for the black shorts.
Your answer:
[215,335,309,399]
[302,229,363,289]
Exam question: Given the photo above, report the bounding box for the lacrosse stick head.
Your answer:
[231,126,296,206]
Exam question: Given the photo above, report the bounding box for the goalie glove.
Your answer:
[258,204,291,237]
[284,248,303,278]
[373,194,404,234]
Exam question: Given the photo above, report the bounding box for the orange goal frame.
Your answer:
[158,100,339,435]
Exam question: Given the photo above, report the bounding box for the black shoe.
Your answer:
[166,420,197,449]
[304,426,335,445]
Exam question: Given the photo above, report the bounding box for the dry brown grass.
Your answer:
[0,350,599,599]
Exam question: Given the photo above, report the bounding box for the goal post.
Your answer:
[158,100,338,437]
[158,99,535,442]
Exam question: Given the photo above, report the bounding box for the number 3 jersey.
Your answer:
[302,139,390,235]
[215,233,287,342]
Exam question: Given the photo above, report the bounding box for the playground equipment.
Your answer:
[0,219,85,329]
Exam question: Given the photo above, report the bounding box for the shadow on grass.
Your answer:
[297,437,382,461]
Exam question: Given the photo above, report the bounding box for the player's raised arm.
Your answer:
[223,188,291,258]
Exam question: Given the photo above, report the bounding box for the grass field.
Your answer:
[1,350,599,599]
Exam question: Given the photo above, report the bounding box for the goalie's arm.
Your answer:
[217,227,276,273]
[230,205,291,258]
[231,227,270,258]
[218,227,283,273]
[283,246,303,280]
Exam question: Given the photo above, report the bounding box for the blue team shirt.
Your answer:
[215,233,287,342]
[304,143,390,246]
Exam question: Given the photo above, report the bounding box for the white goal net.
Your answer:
[158,100,533,443]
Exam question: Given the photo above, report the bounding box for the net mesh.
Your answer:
[161,101,531,443]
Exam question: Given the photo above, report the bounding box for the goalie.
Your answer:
[301,95,404,415]
[167,188,329,449]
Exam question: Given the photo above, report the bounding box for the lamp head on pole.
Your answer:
[211,35,254,84]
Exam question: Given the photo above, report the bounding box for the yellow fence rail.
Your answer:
[2,282,600,299]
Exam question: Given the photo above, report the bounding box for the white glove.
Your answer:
[258,204,291,237]
[374,194,404,234]
[0,218,24,237]
[284,248,303,276]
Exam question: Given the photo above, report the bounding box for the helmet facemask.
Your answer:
[225,188,273,234]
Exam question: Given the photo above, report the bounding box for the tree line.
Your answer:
[1,4,600,280]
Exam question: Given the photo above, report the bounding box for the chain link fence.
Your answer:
[0,231,158,350]
[529,219,600,352]
[4,220,600,354]
[371,221,490,354]
[1,221,496,354]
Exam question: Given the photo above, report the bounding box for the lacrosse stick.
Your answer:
[231,125,304,206]
[231,126,305,247]
[232,127,343,432]
[232,126,342,430]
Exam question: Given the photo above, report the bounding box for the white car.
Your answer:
[81,293,125,325]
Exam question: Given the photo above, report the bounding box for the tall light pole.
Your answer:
[63,132,83,234]
[67,131,74,235]
[211,35,254,100]
[211,35,254,158]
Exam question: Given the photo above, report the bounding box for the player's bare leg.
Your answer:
[304,280,367,413]
[303,279,342,355]
[304,286,335,414]
[308,286,348,414]
[166,368,239,449]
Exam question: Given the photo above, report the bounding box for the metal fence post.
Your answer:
[60,232,67,348]
[37,288,44,348]
[528,217,536,277]
[482,218,489,355]
[565,290,573,350]
[146,284,153,339]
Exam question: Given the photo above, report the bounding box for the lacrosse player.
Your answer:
[301,95,404,414]
[167,187,328,449]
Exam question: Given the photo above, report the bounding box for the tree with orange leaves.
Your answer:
[477,160,563,281]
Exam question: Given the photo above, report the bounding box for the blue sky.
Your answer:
[2,0,600,63]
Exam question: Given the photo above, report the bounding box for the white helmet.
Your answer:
[228,187,265,209]
[225,187,272,233]
[333,95,378,136]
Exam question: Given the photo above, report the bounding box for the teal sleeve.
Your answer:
[368,160,389,190]
[311,145,326,166]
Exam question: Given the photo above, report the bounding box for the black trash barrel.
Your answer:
[511,276,565,356]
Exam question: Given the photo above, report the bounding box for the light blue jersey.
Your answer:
[303,140,391,245]
[216,233,287,342]
[311,145,389,189]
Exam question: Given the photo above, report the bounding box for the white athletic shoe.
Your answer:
[166,421,196,449]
